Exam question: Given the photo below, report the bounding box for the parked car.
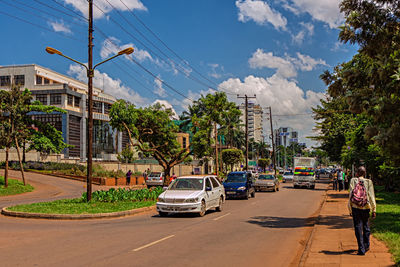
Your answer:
[223,171,255,199]
[282,171,294,183]
[156,175,225,217]
[254,174,280,192]
[145,172,165,187]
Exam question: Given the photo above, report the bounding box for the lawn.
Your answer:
[0,176,34,196]
[7,198,156,214]
[372,186,400,266]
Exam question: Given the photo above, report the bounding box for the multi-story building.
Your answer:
[0,64,126,161]
[239,102,263,143]
[274,127,298,148]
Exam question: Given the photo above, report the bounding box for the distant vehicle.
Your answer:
[145,172,165,187]
[156,175,225,217]
[223,171,255,199]
[282,171,294,183]
[250,169,259,178]
[254,174,280,192]
[293,157,316,189]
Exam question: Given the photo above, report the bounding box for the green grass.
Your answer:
[372,186,400,266]
[0,176,34,196]
[7,198,156,214]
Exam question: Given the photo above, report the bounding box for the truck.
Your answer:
[293,157,316,189]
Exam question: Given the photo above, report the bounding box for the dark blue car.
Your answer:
[223,171,255,199]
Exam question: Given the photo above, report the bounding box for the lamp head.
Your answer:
[118,47,134,55]
[45,47,62,55]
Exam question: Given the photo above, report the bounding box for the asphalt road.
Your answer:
[1,171,328,267]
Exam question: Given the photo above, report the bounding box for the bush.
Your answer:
[83,187,163,203]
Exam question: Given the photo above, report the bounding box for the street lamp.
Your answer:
[45,46,133,201]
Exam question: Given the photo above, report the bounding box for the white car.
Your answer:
[156,175,225,217]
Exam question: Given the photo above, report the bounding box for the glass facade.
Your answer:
[92,120,116,158]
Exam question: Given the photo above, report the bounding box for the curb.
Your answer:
[1,205,156,220]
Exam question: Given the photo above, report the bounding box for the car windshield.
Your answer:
[149,172,161,177]
[284,172,293,175]
[169,178,203,191]
[225,174,247,183]
[258,175,274,180]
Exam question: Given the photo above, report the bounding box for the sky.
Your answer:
[0,0,358,147]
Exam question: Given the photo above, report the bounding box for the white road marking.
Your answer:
[213,212,231,221]
[133,235,175,252]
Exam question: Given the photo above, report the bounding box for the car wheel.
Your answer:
[216,196,223,212]
[251,190,255,198]
[158,211,168,217]
[198,200,206,217]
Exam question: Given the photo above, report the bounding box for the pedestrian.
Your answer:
[169,173,177,183]
[348,166,376,255]
[126,170,132,186]
[338,168,344,191]
[333,172,338,191]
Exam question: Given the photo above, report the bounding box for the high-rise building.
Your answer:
[275,127,298,148]
[239,102,264,143]
[0,64,123,161]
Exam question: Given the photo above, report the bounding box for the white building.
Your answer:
[239,102,264,143]
[0,64,127,161]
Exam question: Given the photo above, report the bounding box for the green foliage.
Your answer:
[0,176,34,196]
[82,187,163,203]
[1,161,85,172]
[221,149,243,171]
[257,158,270,172]
[117,146,136,163]
[372,186,400,265]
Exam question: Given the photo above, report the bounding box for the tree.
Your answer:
[221,149,243,171]
[110,100,190,186]
[257,158,270,172]
[117,146,137,164]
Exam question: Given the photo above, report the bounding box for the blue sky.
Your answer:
[0,0,357,146]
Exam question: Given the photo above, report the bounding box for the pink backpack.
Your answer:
[350,178,368,207]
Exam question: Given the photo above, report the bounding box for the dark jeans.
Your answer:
[352,207,371,254]
[333,180,337,190]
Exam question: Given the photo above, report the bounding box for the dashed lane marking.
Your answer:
[213,212,231,221]
[133,235,175,252]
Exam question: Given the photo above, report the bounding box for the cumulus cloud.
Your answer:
[283,0,344,29]
[152,100,179,120]
[292,22,314,44]
[48,21,72,34]
[100,37,152,63]
[219,74,324,146]
[62,0,147,19]
[67,64,148,106]
[153,75,167,97]
[248,49,327,78]
[236,0,287,31]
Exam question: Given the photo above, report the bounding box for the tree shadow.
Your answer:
[320,249,357,255]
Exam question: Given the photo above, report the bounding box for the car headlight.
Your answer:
[157,197,165,203]
[237,186,246,190]
[185,198,199,203]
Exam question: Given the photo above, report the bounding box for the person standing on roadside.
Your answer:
[338,168,344,191]
[348,166,376,255]
[126,170,132,186]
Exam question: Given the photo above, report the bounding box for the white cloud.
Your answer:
[331,41,348,52]
[100,37,152,63]
[62,0,147,19]
[283,0,344,29]
[208,63,225,79]
[218,74,324,146]
[292,22,314,44]
[67,64,148,106]
[153,75,167,97]
[152,100,179,120]
[48,21,72,34]
[248,49,327,78]
[236,0,287,31]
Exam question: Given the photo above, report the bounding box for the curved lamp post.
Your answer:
[45,46,133,201]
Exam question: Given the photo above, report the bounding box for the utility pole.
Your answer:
[214,122,219,177]
[268,107,277,177]
[237,94,256,171]
[87,0,94,201]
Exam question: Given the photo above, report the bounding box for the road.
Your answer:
[0,171,328,267]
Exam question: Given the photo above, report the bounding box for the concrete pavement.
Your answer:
[301,189,395,266]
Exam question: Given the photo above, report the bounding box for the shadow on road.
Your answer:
[320,249,357,255]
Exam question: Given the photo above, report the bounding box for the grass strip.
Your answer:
[0,176,34,196]
[372,186,400,265]
[7,198,155,214]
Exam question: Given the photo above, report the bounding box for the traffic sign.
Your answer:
[279,132,290,136]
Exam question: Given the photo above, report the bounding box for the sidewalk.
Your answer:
[301,189,395,266]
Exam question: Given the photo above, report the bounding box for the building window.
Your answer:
[50,94,62,105]
[14,75,25,86]
[67,95,73,106]
[0,75,10,86]
[32,114,62,132]
[36,75,42,85]
[93,101,102,113]
[104,103,112,114]
[36,94,47,105]
[74,96,80,107]
[44,78,50,84]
